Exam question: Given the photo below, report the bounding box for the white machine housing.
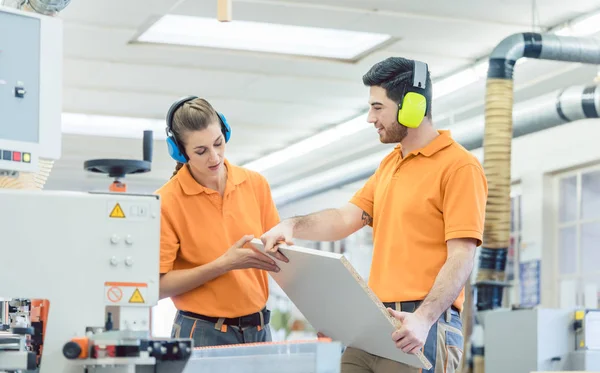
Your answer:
[483,308,600,373]
[0,189,161,373]
[0,5,62,173]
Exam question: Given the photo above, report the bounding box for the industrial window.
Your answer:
[504,186,522,307]
[555,165,600,308]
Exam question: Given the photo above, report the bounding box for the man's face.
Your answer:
[366,86,407,144]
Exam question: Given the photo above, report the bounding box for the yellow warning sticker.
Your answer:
[109,203,126,218]
[129,288,145,304]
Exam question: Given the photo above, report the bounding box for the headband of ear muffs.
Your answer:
[165,96,232,163]
[397,60,429,129]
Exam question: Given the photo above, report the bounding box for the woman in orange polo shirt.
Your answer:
[155,96,282,347]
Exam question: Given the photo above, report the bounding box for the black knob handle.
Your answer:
[63,341,82,359]
[143,130,153,163]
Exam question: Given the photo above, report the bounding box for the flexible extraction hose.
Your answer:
[476,78,513,297]
[470,32,600,373]
[0,158,54,189]
[27,0,71,15]
[477,32,600,309]
[1,0,71,15]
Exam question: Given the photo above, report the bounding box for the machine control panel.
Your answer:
[0,9,41,173]
[0,149,32,163]
[0,6,63,173]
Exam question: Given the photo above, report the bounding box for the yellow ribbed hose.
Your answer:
[0,158,54,190]
[462,79,514,373]
[478,78,513,282]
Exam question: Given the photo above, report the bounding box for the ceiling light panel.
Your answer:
[136,15,392,61]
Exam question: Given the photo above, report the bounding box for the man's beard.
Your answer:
[380,123,408,143]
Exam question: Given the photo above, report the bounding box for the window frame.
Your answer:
[553,164,600,307]
[505,184,522,307]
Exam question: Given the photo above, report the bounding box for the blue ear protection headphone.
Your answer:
[165,96,232,163]
[396,60,429,129]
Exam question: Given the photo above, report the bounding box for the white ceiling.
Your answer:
[43,0,600,199]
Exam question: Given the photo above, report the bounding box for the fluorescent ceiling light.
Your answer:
[554,9,600,36]
[244,113,368,172]
[271,148,389,205]
[62,113,166,139]
[246,10,600,174]
[137,15,392,61]
[432,68,480,99]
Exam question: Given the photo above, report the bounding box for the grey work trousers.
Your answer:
[170,310,272,348]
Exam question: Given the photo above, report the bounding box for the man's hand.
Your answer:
[388,308,433,354]
[219,235,280,272]
[260,220,294,263]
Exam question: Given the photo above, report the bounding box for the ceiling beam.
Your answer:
[233,0,530,28]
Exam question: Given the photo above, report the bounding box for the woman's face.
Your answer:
[182,122,226,177]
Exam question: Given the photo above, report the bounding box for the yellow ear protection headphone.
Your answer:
[397,60,429,129]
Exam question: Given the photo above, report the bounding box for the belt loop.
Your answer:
[395,302,401,311]
[215,317,225,332]
[259,311,265,328]
[445,308,451,323]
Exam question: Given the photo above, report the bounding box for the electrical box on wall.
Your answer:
[574,309,600,350]
[0,6,62,174]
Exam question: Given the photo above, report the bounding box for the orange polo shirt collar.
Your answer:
[394,130,455,157]
[177,159,247,196]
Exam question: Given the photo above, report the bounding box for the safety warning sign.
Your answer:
[129,288,145,304]
[104,282,148,306]
[109,203,126,218]
[106,286,123,303]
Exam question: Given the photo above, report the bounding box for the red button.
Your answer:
[13,152,21,162]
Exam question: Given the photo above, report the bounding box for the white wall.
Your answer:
[279,118,600,308]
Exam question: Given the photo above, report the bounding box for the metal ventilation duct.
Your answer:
[274,83,600,207]
[455,84,599,150]
[477,33,600,305]
[27,0,71,15]
[474,31,600,373]
[0,0,71,15]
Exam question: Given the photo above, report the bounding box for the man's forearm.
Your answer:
[288,208,355,242]
[415,250,474,325]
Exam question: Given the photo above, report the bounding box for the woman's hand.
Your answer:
[219,235,280,272]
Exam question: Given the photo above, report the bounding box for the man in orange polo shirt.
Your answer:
[261,57,488,373]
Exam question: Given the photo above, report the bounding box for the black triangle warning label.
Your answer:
[129,288,145,304]
[110,203,126,218]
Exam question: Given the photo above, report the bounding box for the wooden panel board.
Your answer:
[250,239,432,369]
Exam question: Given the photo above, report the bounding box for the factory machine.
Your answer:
[481,308,600,373]
[0,4,341,373]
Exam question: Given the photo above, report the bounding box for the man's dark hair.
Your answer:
[362,57,432,118]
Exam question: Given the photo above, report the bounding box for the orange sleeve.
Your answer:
[443,163,488,246]
[257,174,281,231]
[159,206,180,274]
[349,172,378,225]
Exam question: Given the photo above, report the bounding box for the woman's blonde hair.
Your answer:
[169,98,220,178]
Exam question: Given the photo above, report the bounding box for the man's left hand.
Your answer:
[388,308,433,354]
